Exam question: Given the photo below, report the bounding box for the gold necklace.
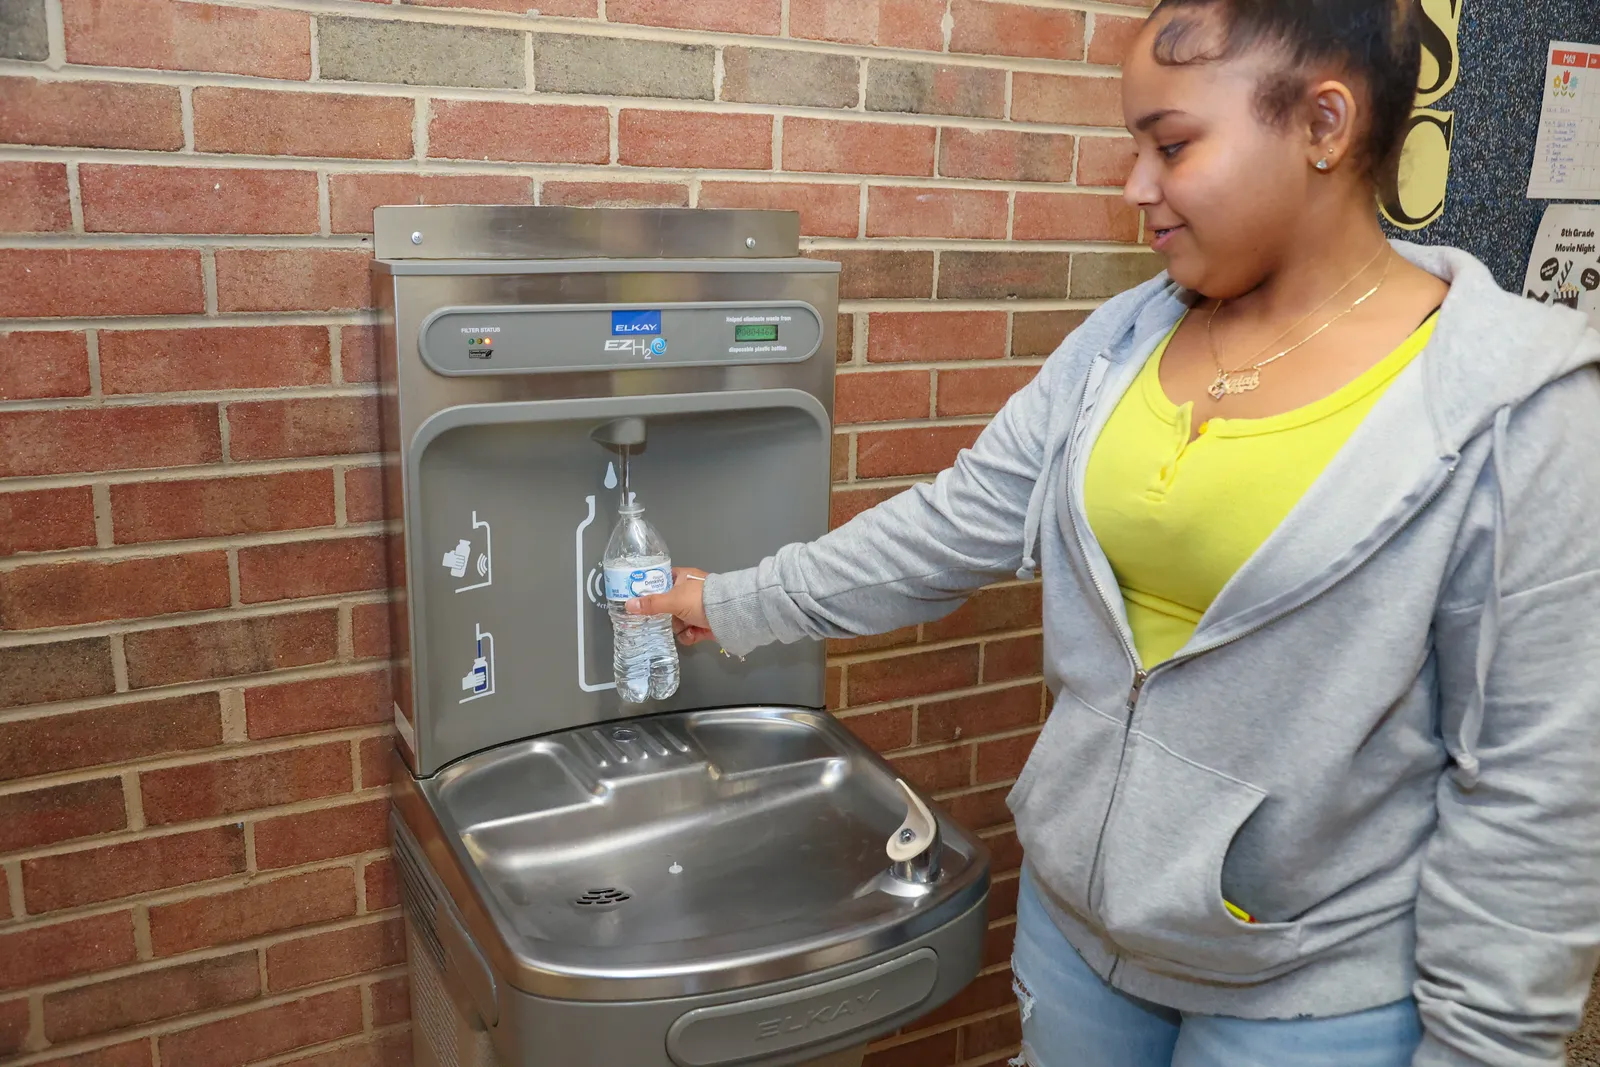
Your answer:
[1206,251,1393,400]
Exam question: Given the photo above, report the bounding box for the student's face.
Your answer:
[1121,14,1316,297]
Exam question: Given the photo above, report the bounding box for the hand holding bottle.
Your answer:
[627,568,716,646]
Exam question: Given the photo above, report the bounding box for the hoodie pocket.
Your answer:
[1008,688,1128,917]
[1094,733,1303,980]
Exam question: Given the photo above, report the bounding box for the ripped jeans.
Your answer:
[1010,868,1423,1067]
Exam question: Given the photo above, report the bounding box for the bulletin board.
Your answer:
[1386,2,1600,290]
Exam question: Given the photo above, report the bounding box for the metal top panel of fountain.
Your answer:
[371,206,841,777]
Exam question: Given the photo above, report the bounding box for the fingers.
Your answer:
[676,626,716,646]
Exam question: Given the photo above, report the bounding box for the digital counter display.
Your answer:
[734,324,779,343]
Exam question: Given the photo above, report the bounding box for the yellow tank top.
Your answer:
[1084,317,1437,668]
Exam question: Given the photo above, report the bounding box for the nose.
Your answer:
[1122,152,1161,210]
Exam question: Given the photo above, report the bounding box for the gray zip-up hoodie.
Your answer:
[702,242,1600,1066]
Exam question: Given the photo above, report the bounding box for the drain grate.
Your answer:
[573,887,632,909]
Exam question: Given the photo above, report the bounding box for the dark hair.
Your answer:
[1148,0,1422,183]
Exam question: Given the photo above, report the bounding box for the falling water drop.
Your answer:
[604,462,618,490]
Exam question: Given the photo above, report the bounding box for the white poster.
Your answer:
[1527,41,1600,201]
[1521,204,1600,330]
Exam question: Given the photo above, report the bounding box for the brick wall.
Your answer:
[0,0,1157,1063]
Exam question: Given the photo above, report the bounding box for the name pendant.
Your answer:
[1208,368,1261,400]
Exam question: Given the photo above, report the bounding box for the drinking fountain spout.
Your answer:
[887,779,942,887]
[591,416,647,450]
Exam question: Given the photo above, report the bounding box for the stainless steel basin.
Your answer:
[392,707,990,1004]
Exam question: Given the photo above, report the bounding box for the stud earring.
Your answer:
[1315,158,1331,171]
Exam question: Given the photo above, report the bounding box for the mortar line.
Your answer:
[316,171,331,235]
[122,769,147,830]
[227,548,242,607]
[43,0,65,67]
[91,483,113,547]
[200,247,219,316]
[83,326,102,396]
[109,633,130,692]
[65,161,84,232]
[179,86,196,153]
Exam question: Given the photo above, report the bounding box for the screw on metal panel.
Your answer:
[745,237,756,249]
[411,231,423,245]
[899,828,917,844]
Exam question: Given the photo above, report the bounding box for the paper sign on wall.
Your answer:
[1521,204,1600,330]
[1527,42,1600,201]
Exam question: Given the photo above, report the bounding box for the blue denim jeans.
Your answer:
[1012,869,1423,1067]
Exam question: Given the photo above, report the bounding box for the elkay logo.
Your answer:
[754,989,880,1041]
[611,310,662,336]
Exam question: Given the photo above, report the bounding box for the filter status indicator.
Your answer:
[734,324,779,343]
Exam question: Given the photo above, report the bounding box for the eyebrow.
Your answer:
[1133,108,1185,132]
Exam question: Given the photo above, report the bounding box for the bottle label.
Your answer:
[604,565,672,601]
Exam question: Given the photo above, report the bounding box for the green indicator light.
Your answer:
[734,324,779,342]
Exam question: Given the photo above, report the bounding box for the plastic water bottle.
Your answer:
[602,497,680,704]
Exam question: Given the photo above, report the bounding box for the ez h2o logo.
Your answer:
[604,336,669,359]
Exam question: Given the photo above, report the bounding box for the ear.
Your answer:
[1306,78,1359,172]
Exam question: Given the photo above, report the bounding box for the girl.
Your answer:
[632,2,1600,1063]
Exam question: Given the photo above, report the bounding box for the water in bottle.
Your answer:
[602,495,680,703]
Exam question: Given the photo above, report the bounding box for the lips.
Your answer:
[1150,224,1185,251]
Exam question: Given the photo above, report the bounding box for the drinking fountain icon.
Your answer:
[459,624,495,704]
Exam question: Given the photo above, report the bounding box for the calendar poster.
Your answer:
[1527,42,1600,200]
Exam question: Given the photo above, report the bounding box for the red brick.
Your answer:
[924,584,1043,642]
[0,638,114,712]
[158,988,363,1067]
[43,952,259,1043]
[228,397,380,462]
[698,181,859,238]
[371,974,408,1024]
[866,186,1007,239]
[364,856,399,912]
[194,87,412,159]
[618,110,772,170]
[838,313,856,363]
[358,735,394,788]
[919,682,1041,744]
[983,918,1017,968]
[783,118,936,177]
[939,128,1075,183]
[126,611,340,691]
[408,0,593,11]
[983,634,1043,682]
[0,77,183,151]
[0,405,219,479]
[0,331,89,401]
[0,778,126,852]
[830,485,902,529]
[22,825,246,913]
[839,706,914,752]
[0,487,96,555]
[939,251,1073,300]
[266,916,404,991]
[100,326,330,395]
[35,1039,153,1067]
[976,729,1040,783]
[254,798,390,869]
[149,867,357,956]
[937,365,1042,417]
[863,1028,957,1067]
[330,174,533,234]
[1088,12,1147,65]
[0,912,137,992]
[541,181,690,208]
[1,551,231,630]
[0,249,203,317]
[917,966,1014,1028]
[856,424,982,479]
[835,370,930,425]
[112,470,335,545]
[887,742,973,792]
[1014,191,1140,242]
[0,694,221,782]
[608,0,779,33]
[989,872,1020,921]
[63,0,311,78]
[850,645,981,706]
[830,250,935,300]
[826,664,844,710]
[831,433,849,481]
[1013,310,1090,357]
[827,627,917,655]
[942,782,1013,831]
[81,165,318,235]
[0,161,70,231]
[963,1009,1023,1059]
[1012,72,1125,127]
[215,249,373,313]
[868,61,1004,118]
[429,100,609,163]
[790,0,944,50]
[352,594,400,659]
[0,997,26,1055]
[0,869,9,921]
[1078,136,1138,186]
[868,311,1008,363]
[950,0,1085,60]
[345,465,398,524]
[340,325,380,383]
[984,825,1024,872]
[247,671,392,740]
[238,536,388,604]
[142,741,351,825]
